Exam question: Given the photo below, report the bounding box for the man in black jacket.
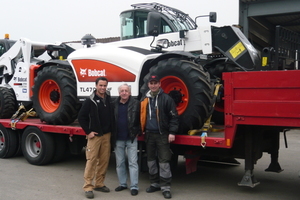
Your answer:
[113,83,140,196]
[140,74,179,199]
[78,77,113,199]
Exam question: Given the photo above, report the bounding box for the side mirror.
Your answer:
[209,12,217,23]
[147,12,161,37]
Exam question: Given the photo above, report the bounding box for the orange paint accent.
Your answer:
[226,139,231,147]
[29,65,40,98]
[140,98,149,132]
[72,59,136,82]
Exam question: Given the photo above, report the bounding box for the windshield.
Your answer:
[120,3,198,40]
[120,11,173,40]
[120,12,134,40]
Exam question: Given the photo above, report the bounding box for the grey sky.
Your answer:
[2,0,238,43]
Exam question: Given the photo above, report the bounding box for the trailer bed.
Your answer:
[0,118,85,136]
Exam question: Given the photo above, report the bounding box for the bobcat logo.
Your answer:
[80,68,87,77]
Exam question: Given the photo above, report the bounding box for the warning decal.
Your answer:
[229,42,246,59]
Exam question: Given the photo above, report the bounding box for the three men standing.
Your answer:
[78,75,178,199]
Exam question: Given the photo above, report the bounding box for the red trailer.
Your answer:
[1,70,300,188]
[0,118,86,165]
[139,69,300,187]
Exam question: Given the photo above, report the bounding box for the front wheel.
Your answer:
[32,66,78,125]
[0,87,17,119]
[141,58,214,134]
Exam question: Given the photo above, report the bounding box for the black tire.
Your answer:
[204,60,240,125]
[141,58,214,134]
[204,59,242,79]
[0,87,17,119]
[32,66,78,125]
[0,124,19,158]
[13,132,23,157]
[51,134,68,163]
[211,110,225,125]
[21,126,55,165]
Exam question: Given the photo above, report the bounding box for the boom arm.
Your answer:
[0,38,53,84]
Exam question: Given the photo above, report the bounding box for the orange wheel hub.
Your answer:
[38,80,60,113]
[161,76,188,115]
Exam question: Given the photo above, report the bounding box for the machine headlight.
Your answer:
[156,39,169,49]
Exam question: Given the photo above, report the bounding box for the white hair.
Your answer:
[118,83,131,93]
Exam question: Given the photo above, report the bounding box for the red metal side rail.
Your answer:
[0,118,86,136]
[223,70,300,148]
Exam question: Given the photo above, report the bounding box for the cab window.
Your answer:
[0,43,5,57]
[120,11,173,40]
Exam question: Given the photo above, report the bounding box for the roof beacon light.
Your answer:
[81,34,96,48]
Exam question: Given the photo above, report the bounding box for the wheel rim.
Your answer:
[39,79,60,112]
[161,76,189,115]
[25,132,41,158]
[0,131,5,152]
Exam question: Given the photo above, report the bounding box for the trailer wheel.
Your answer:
[21,126,55,165]
[141,58,214,133]
[0,124,19,158]
[0,87,17,119]
[32,66,78,125]
[52,134,68,163]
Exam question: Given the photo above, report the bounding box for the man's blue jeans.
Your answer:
[115,138,139,190]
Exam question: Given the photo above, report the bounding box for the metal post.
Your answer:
[295,50,298,70]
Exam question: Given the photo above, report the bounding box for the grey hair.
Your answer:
[118,83,131,93]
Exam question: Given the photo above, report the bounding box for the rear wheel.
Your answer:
[52,134,68,163]
[0,124,19,158]
[0,87,17,119]
[141,58,214,134]
[205,60,241,125]
[21,126,55,165]
[32,66,78,125]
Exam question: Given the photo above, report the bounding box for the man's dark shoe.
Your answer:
[94,186,110,193]
[85,191,94,199]
[115,186,127,192]
[146,186,160,193]
[162,191,172,199]
[131,189,138,196]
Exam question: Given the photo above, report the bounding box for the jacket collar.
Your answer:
[145,88,163,98]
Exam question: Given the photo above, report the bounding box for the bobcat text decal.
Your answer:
[169,39,183,47]
[72,59,136,82]
[80,68,106,77]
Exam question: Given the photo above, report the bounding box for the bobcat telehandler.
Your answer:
[0,3,260,134]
